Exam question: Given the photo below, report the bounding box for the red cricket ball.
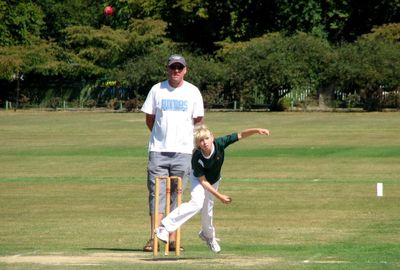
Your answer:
[104,6,113,16]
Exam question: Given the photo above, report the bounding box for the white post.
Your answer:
[377,183,383,197]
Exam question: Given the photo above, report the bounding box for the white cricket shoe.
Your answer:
[198,231,221,253]
[154,226,169,243]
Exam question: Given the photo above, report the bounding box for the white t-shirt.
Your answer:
[141,80,204,154]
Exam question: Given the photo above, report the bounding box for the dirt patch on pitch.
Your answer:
[0,252,280,267]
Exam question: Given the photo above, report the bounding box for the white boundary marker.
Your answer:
[377,183,383,197]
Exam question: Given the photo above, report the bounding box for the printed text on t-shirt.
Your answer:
[161,99,188,111]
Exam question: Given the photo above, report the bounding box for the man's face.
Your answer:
[167,63,186,86]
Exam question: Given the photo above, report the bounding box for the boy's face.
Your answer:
[197,131,214,153]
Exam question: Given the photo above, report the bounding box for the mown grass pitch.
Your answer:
[0,111,399,269]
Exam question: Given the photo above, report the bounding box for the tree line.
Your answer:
[0,0,399,111]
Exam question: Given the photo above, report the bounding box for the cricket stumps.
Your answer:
[153,176,182,256]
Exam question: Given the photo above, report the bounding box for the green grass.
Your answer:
[0,111,399,269]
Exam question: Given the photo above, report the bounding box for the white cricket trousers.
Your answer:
[161,172,220,239]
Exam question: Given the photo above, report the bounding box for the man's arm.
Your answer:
[145,114,155,131]
[193,116,204,125]
[238,128,270,140]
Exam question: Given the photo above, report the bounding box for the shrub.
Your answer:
[125,98,143,112]
[107,98,122,110]
[19,94,30,108]
[85,99,96,108]
[46,97,61,110]
[276,97,291,111]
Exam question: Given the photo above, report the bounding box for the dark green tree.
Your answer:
[328,38,400,111]
[342,0,400,41]
[37,0,99,41]
[0,1,45,46]
[219,32,332,110]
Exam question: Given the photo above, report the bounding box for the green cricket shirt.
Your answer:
[192,133,239,184]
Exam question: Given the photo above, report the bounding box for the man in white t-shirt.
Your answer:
[141,54,204,252]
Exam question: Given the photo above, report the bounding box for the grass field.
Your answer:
[0,111,399,269]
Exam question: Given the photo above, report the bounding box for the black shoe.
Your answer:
[169,241,184,252]
[143,238,159,252]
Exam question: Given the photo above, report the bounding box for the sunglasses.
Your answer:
[169,64,185,71]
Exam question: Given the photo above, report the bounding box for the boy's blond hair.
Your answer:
[193,124,212,147]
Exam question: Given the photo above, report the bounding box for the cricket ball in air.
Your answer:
[104,6,114,16]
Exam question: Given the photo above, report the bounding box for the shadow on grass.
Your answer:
[144,257,199,262]
[83,247,204,262]
[83,247,142,252]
